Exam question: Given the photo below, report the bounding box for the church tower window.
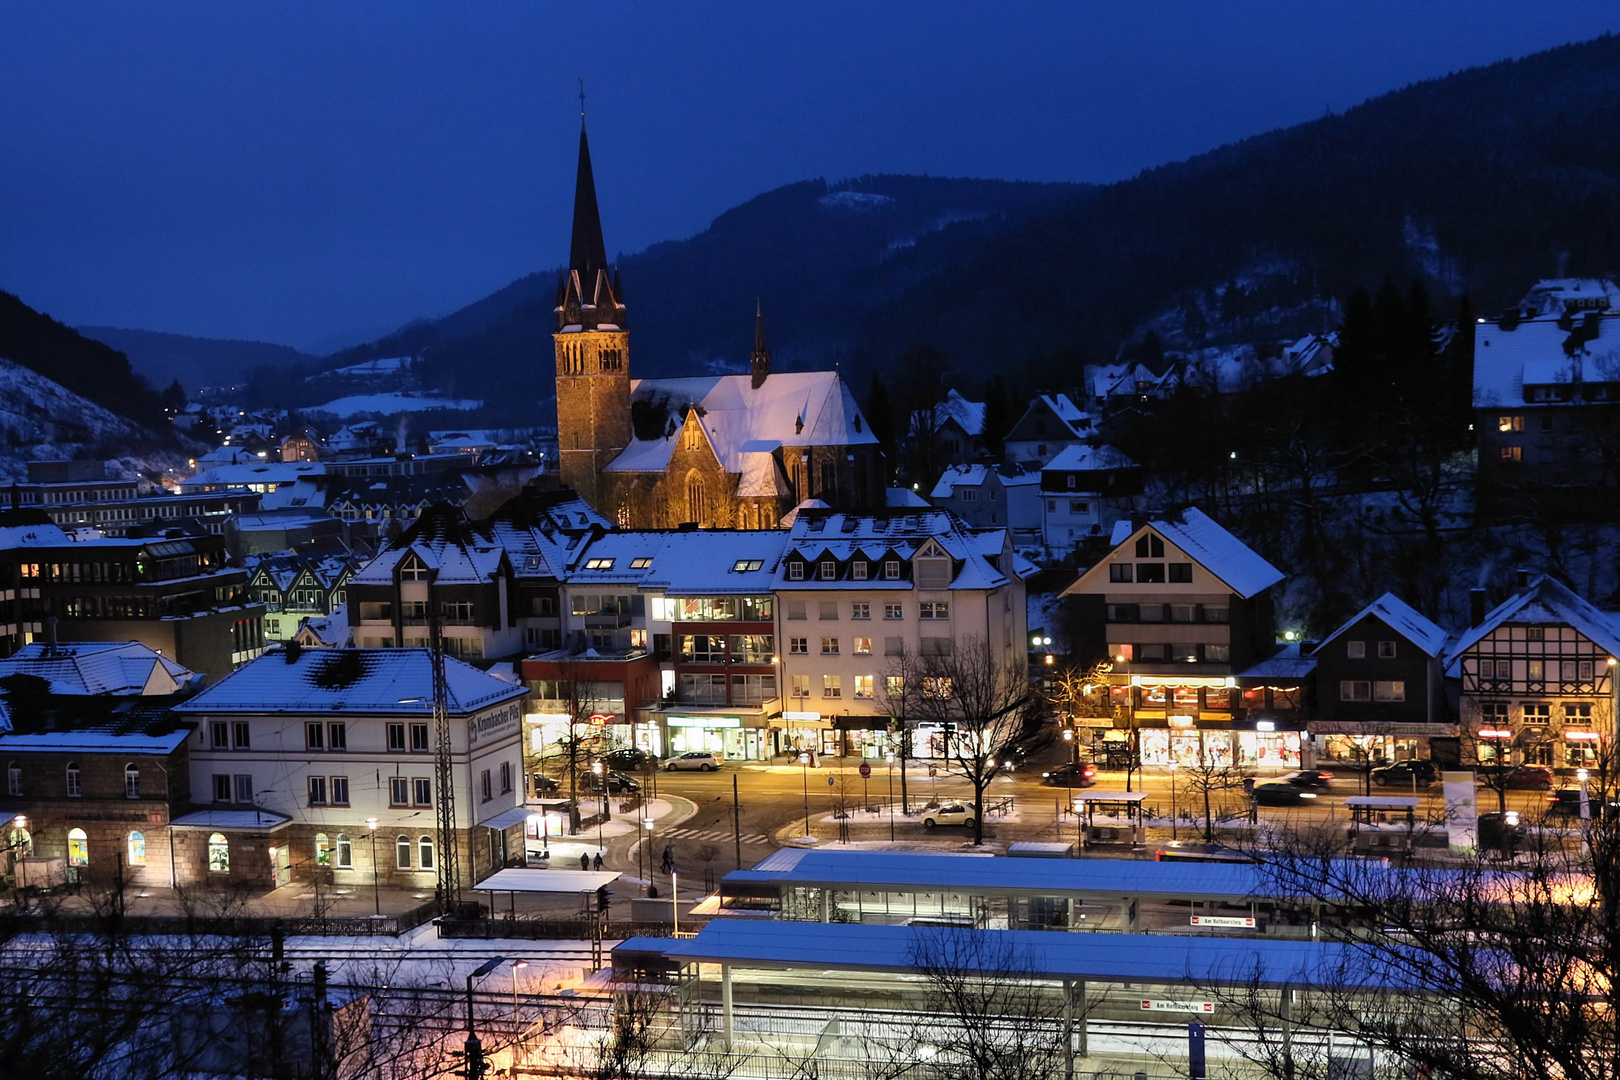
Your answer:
[686,473,706,525]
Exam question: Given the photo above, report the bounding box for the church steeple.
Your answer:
[569,123,609,282]
[750,298,772,389]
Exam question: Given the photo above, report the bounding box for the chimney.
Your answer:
[1469,588,1487,627]
[285,639,303,664]
[44,615,58,656]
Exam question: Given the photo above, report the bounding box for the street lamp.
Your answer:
[671,870,679,937]
[463,955,506,1080]
[640,815,655,893]
[365,817,380,917]
[798,752,812,838]
[1062,726,1077,766]
[511,959,529,1016]
[884,751,896,842]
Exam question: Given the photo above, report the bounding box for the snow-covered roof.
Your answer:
[295,609,352,648]
[173,648,527,716]
[0,641,196,696]
[1444,576,1620,666]
[607,371,877,476]
[929,464,990,499]
[0,726,190,755]
[1315,594,1449,658]
[1239,644,1317,680]
[170,808,293,830]
[568,530,788,595]
[1099,508,1284,599]
[1473,307,1620,409]
[776,511,1015,591]
[1040,443,1137,474]
[911,389,986,437]
[885,487,930,509]
[1517,278,1620,316]
[181,462,326,491]
[0,519,73,548]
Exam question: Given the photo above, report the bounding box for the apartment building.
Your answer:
[773,510,1029,758]
[1062,508,1302,768]
[172,645,527,890]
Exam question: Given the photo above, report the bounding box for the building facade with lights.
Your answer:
[1444,574,1620,777]
[1061,508,1306,769]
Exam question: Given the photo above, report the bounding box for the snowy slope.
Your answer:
[0,355,181,483]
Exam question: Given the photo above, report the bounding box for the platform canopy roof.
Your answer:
[615,920,1426,992]
[472,868,620,893]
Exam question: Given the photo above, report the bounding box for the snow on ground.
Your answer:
[312,392,484,418]
[0,356,188,483]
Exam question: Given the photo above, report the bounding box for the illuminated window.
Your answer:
[1500,446,1522,462]
[208,833,230,873]
[127,831,146,867]
[67,828,89,867]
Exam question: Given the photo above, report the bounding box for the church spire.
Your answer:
[569,122,609,281]
[750,298,772,389]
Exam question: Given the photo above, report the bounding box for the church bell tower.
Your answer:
[554,115,631,509]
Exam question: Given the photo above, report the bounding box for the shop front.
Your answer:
[833,715,901,759]
[657,710,773,761]
[775,711,834,759]
[1311,722,1454,768]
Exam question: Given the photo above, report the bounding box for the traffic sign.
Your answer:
[859,763,872,778]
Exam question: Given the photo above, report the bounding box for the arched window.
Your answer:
[314,833,330,867]
[686,472,705,525]
[335,833,353,869]
[395,834,411,869]
[65,762,81,798]
[6,760,19,796]
[124,764,140,800]
[418,835,435,870]
[67,828,89,867]
[207,832,230,873]
[9,826,31,858]
[127,831,146,867]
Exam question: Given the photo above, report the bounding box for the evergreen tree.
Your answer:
[160,379,187,416]
[981,375,1013,459]
[865,373,896,472]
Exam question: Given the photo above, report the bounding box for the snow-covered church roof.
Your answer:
[606,371,878,476]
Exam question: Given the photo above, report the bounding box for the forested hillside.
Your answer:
[0,290,167,429]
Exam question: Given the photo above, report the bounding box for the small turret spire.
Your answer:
[750,299,772,389]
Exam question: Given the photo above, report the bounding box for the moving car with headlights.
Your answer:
[1252,782,1319,807]
[1370,759,1438,787]
[1041,762,1098,787]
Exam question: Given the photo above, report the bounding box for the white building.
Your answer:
[172,645,527,891]
[772,510,1031,758]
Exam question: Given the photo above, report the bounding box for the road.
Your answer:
[643,759,1564,860]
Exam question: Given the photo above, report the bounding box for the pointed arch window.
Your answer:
[125,764,140,799]
[65,762,81,798]
[686,473,706,526]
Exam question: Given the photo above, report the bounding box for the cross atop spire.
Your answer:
[578,77,586,124]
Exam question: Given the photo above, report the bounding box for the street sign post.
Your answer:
[1190,915,1255,928]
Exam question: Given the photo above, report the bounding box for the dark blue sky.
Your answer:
[5,2,1619,352]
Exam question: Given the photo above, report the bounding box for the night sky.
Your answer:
[5,2,1619,352]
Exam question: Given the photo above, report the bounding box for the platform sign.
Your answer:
[1190,914,1255,928]
[1141,999,1215,1013]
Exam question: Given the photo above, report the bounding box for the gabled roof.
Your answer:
[0,641,196,696]
[607,371,878,476]
[173,648,526,716]
[1063,508,1282,599]
[351,505,509,585]
[1040,443,1136,474]
[929,464,991,498]
[1444,576,1620,665]
[776,511,1016,590]
[1009,393,1091,439]
[911,389,986,437]
[1315,594,1449,658]
[885,487,930,509]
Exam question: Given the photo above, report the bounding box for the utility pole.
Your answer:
[732,773,742,871]
[430,570,462,915]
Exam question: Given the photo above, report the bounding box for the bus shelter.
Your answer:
[1072,790,1148,848]
[1344,796,1418,856]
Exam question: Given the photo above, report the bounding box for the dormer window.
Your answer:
[883,560,901,581]
[852,562,868,581]
[788,562,805,581]
[400,560,429,581]
[820,560,838,580]
[915,557,951,590]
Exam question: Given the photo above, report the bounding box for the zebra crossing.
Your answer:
[656,825,772,845]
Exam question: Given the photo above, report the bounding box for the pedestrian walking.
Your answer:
[660,843,674,875]
[579,852,590,871]
[593,852,604,872]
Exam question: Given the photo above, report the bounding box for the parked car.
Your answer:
[1278,769,1333,790]
[665,751,723,772]
[530,774,560,796]
[1252,782,1320,807]
[1547,787,1620,819]
[921,803,977,829]
[1041,762,1098,788]
[1370,759,1438,787]
[600,748,653,772]
[1481,764,1554,790]
[582,770,641,793]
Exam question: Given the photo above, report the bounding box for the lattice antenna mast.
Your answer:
[429,570,461,913]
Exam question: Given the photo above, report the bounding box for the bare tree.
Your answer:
[1177,753,1255,842]
[532,657,608,834]
[881,648,923,814]
[1205,758,1620,1080]
[903,636,1033,846]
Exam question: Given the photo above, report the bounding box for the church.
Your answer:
[553,120,886,529]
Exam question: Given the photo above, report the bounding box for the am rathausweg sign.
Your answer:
[1190,914,1255,928]
[1141,999,1216,1013]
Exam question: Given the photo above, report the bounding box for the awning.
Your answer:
[169,809,293,831]
[479,805,552,830]
[472,868,621,893]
